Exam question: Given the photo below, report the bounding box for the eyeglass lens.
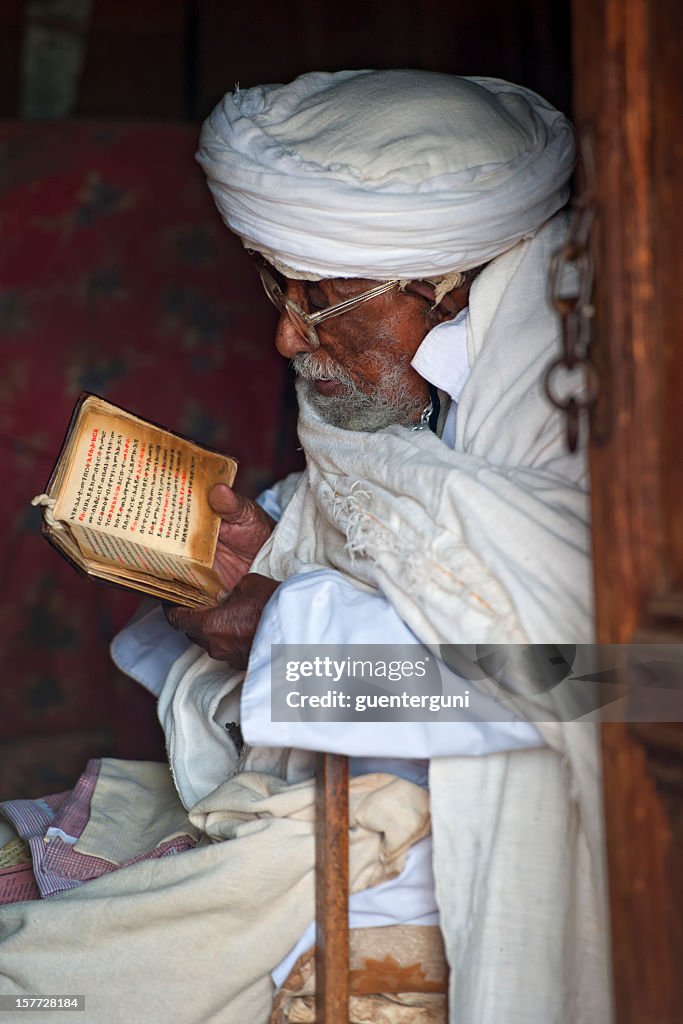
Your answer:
[257,263,319,347]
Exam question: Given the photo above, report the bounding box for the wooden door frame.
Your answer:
[572,0,683,1020]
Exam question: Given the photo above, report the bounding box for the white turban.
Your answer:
[197,69,574,280]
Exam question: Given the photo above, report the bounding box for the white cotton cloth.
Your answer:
[243,213,610,1021]
[430,747,608,1024]
[110,600,191,698]
[249,213,603,854]
[241,568,545,760]
[411,306,470,402]
[0,770,428,1024]
[411,305,470,446]
[197,69,575,279]
[157,643,316,811]
[273,835,439,990]
[251,215,591,648]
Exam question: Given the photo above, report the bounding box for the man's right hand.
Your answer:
[209,484,276,592]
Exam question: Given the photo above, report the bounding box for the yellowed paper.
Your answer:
[43,396,237,604]
[53,399,235,565]
[0,838,31,868]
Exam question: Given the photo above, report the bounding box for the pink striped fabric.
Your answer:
[46,758,101,841]
[43,833,197,880]
[1,762,198,900]
[0,791,83,898]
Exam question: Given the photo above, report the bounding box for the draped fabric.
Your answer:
[197,69,575,280]
[0,763,428,1023]
[247,215,610,1021]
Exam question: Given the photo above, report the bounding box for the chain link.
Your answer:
[544,134,600,452]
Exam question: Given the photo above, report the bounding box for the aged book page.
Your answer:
[42,395,237,604]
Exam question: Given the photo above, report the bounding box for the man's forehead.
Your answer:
[254,249,375,286]
[256,253,385,292]
[260,255,466,307]
[307,275,384,294]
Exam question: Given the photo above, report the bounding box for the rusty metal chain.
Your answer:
[544,135,600,452]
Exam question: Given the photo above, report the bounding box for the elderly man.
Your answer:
[166,69,585,664]
[159,68,606,1018]
[0,70,609,1024]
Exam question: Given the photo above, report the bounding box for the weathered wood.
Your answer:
[315,753,349,1024]
[653,0,683,596]
[572,0,683,1019]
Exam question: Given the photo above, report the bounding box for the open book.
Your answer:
[32,394,238,607]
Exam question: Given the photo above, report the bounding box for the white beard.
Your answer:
[291,352,425,432]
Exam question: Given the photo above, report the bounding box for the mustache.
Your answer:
[291,352,355,387]
[292,349,427,432]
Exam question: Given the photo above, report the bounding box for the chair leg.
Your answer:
[315,752,349,1024]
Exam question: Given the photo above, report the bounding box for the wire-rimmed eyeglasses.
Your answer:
[253,255,400,349]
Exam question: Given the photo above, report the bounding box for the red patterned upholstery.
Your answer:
[0,122,299,797]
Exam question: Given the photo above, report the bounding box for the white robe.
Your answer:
[247,212,611,1022]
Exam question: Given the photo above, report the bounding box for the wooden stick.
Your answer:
[315,752,349,1024]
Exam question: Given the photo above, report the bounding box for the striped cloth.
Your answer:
[0,760,198,900]
[44,758,100,844]
[0,791,81,898]
[44,832,197,880]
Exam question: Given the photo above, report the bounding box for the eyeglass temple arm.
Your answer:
[308,280,399,325]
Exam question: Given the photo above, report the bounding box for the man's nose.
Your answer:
[275,313,315,358]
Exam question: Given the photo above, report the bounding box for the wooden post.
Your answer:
[315,752,349,1024]
[572,0,683,1017]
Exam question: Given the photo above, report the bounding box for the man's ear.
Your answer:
[432,279,472,320]
[404,279,472,324]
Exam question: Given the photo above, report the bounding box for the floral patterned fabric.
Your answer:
[0,122,300,798]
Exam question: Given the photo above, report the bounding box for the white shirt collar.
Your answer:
[410,306,470,404]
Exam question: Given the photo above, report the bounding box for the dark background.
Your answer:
[0,0,572,799]
[0,0,572,122]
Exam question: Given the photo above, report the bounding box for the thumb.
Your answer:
[208,484,245,522]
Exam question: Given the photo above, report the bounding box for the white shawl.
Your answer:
[249,212,611,1021]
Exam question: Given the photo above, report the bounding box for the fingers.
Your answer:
[163,575,280,668]
[164,603,207,639]
[164,603,220,658]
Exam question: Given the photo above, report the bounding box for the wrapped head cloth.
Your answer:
[197,69,574,281]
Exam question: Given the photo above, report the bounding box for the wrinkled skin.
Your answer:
[165,572,279,667]
[274,276,470,406]
[164,482,276,668]
[205,483,275,593]
[165,273,473,666]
